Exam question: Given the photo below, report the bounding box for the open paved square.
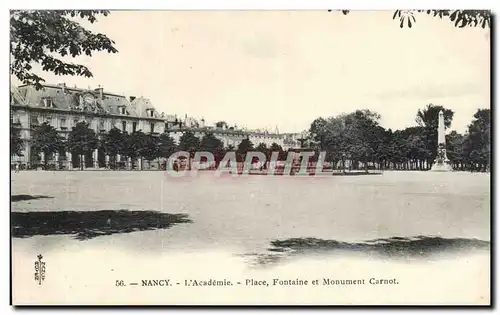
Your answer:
[11,170,491,304]
[12,170,490,252]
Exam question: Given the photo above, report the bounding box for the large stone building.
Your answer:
[10,83,166,169]
[168,126,301,151]
[10,83,301,169]
[168,122,301,151]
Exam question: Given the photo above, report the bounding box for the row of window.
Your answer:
[39,98,151,118]
[28,118,161,134]
[128,121,157,133]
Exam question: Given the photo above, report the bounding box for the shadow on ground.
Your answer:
[11,195,54,202]
[11,210,192,240]
[242,236,491,266]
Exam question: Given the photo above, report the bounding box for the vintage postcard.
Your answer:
[10,10,491,305]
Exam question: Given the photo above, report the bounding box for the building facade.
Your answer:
[10,83,301,169]
[10,83,166,169]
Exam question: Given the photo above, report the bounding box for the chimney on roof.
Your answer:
[57,82,66,93]
[130,96,136,102]
[95,85,103,100]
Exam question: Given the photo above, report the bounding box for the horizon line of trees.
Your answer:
[11,103,490,172]
[307,104,490,172]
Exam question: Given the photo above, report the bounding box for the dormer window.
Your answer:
[147,108,154,118]
[42,97,53,108]
[118,106,127,115]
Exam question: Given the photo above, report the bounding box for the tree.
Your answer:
[177,130,200,156]
[348,110,382,172]
[371,125,393,170]
[121,130,148,169]
[200,132,224,152]
[446,131,466,170]
[236,138,254,162]
[463,109,490,171]
[200,132,225,164]
[402,126,429,170]
[31,122,64,167]
[269,142,286,161]
[334,10,491,28]
[11,125,23,157]
[157,132,177,158]
[386,130,406,170]
[100,127,124,169]
[415,104,454,164]
[306,105,489,172]
[10,10,118,89]
[255,143,269,168]
[135,134,161,169]
[319,115,349,170]
[309,117,329,149]
[416,104,454,130]
[141,134,160,161]
[67,121,99,170]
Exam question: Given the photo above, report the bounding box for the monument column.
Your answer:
[431,110,453,172]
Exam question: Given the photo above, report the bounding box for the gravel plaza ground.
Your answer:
[11,170,491,304]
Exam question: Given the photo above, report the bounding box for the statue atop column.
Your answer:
[431,110,453,171]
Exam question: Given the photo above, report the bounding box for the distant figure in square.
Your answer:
[15,163,20,173]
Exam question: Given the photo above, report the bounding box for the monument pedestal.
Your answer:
[431,160,453,172]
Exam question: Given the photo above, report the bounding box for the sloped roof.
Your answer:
[10,86,26,105]
[130,97,163,118]
[19,84,75,110]
[13,84,161,120]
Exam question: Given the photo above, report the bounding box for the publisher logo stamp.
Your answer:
[34,254,46,285]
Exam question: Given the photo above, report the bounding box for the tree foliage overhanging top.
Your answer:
[330,10,491,29]
[10,10,118,90]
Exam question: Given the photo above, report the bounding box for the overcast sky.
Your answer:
[13,11,490,133]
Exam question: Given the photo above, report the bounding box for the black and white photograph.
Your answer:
[9,9,491,305]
